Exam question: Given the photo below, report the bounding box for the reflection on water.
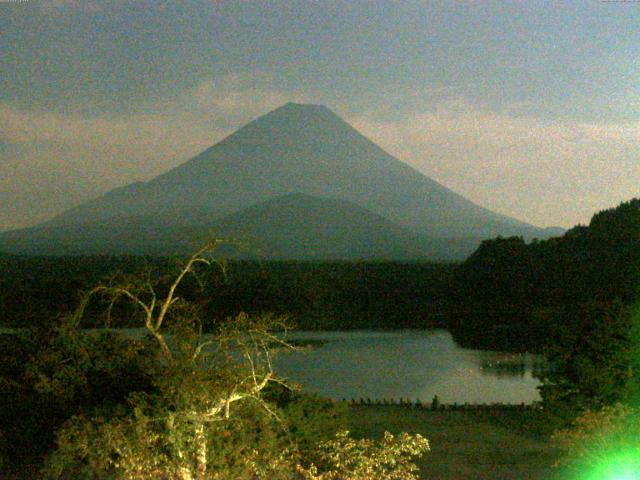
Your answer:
[273,330,543,404]
[478,351,547,379]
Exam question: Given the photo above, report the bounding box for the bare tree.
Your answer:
[45,241,429,480]
[59,239,296,480]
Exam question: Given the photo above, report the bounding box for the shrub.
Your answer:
[298,430,429,480]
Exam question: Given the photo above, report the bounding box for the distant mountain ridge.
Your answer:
[0,193,482,260]
[213,192,421,260]
[0,103,561,258]
[210,193,484,260]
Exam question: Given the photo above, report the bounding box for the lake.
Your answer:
[0,327,543,404]
[273,330,543,405]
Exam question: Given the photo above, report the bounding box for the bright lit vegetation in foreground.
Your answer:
[27,241,429,479]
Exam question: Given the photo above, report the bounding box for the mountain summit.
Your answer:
[1,103,555,257]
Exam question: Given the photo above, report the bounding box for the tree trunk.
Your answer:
[194,422,208,480]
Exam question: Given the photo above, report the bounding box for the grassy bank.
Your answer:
[347,405,562,480]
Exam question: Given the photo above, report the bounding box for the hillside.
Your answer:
[0,193,480,260]
[447,198,640,351]
[212,193,425,260]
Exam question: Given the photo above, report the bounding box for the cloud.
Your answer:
[353,98,640,155]
[0,103,232,179]
[350,98,640,228]
[0,74,307,152]
[0,77,312,228]
[176,74,312,124]
[0,103,228,227]
[0,104,221,148]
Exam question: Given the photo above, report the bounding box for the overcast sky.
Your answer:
[1,0,639,230]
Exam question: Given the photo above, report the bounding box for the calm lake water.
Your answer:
[0,327,543,404]
[273,330,543,405]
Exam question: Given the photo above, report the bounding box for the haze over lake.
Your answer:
[274,330,542,404]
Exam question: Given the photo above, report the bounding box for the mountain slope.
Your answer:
[1,103,558,257]
[211,193,481,260]
[45,103,545,238]
[0,193,480,260]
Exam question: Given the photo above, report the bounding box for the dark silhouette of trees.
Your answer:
[448,198,640,353]
[538,299,635,420]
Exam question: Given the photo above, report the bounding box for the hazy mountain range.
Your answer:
[0,103,563,260]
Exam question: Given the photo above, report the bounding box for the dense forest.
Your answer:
[447,198,640,352]
[0,256,453,332]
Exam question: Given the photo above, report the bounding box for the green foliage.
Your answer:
[264,385,349,457]
[0,322,156,473]
[41,310,419,479]
[298,430,429,480]
[537,299,634,421]
[0,255,159,328]
[44,388,293,479]
[27,321,157,407]
[0,429,7,472]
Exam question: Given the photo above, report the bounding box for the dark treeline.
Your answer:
[447,198,640,352]
[0,255,453,331]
